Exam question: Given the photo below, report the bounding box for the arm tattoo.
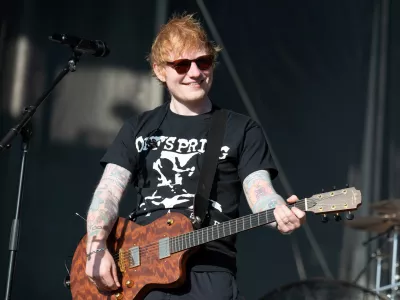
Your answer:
[86,164,132,247]
[243,170,285,213]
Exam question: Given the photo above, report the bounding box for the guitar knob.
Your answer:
[345,183,349,188]
[346,211,354,220]
[334,213,342,221]
[126,280,133,288]
[115,292,124,300]
[321,214,329,223]
[321,189,325,193]
[332,186,336,190]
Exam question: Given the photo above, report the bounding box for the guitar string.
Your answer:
[110,209,280,261]
[110,198,350,262]
[110,198,328,261]
[110,201,310,261]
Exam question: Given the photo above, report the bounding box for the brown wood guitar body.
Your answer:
[70,212,195,300]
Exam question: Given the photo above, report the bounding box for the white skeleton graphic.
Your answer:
[136,136,229,216]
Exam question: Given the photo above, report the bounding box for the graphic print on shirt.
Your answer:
[135,135,230,216]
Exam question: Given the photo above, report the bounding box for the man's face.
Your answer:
[155,49,214,104]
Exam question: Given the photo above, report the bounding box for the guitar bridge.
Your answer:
[118,249,126,273]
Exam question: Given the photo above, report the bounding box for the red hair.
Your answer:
[148,13,221,70]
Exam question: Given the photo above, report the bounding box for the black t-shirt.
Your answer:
[100,102,277,273]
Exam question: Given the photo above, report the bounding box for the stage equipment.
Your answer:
[0,34,109,300]
[260,278,387,300]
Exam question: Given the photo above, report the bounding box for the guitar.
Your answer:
[69,187,362,300]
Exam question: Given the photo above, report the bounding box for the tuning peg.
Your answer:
[321,214,329,223]
[346,211,354,220]
[334,213,342,222]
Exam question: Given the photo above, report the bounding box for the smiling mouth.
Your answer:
[183,80,204,86]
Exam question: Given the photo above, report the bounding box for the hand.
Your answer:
[273,195,306,234]
[85,246,120,291]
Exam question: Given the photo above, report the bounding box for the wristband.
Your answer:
[86,248,106,259]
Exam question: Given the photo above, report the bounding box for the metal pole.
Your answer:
[391,230,398,298]
[376,254,382,294]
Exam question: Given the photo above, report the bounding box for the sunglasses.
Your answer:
[166,55,214,74]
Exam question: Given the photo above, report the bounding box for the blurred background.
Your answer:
[1,0,400,299]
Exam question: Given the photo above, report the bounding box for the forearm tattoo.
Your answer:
[86,164,132,245]
[243,170,285,213]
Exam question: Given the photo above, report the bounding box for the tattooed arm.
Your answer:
[243,170,285,228]
[243,170,305,233]
[85,163,132,291]
[86,163,132,249]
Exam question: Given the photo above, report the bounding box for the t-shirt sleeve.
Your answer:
[100,117,138,174]
[238,121,278,181]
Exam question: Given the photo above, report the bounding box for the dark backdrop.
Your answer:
[1,1,398,299]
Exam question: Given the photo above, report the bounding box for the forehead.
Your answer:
[167,48,209,61]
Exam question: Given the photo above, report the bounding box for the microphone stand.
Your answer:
[352,226,394,286]
[1,50,82,300]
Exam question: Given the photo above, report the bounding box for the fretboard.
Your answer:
[169,199,307,253]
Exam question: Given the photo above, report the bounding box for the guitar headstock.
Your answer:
[305,187,362,222]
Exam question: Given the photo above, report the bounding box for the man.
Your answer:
[85,13,306,299]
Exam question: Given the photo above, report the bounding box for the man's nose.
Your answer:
[187,62,201,77]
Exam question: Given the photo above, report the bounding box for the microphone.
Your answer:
[48,33,110,57]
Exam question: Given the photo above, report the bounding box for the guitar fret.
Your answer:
[236,219,238,234]
[168,198,315,254]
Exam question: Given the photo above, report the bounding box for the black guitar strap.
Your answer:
[191,109,227,229]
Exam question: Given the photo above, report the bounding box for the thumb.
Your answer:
[112,261,120,287]
[287,195,299,203]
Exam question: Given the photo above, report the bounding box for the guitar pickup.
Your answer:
[129,246,140,268]
[159,237,170,259]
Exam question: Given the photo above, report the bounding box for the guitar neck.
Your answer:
[169,199,307,253]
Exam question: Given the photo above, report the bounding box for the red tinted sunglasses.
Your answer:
[166,55,214,74]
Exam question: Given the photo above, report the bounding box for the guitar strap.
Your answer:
[191,108,227,229]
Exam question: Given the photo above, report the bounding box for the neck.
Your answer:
[170,98,212,116]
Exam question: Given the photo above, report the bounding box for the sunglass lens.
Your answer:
[196,56,213,70]
[174,60,191,74]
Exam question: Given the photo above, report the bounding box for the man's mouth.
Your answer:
[183,80,204,86]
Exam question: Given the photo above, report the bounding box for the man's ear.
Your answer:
[153,63,166,82]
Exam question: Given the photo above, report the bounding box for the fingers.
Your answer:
[86,251,120,291]
[291,207,306,223]
[101,272,118,291]
[286,195,299,203]
[274,204,297,233]
[112,261,121,288]
[274,205,304,233]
